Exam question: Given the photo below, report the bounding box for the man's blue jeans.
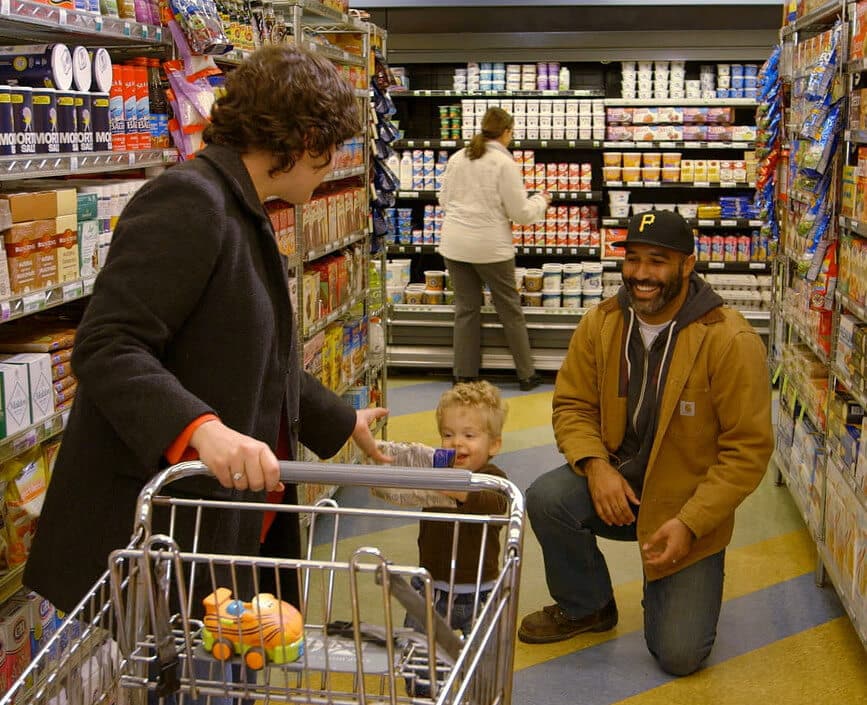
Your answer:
[526,463,724,676]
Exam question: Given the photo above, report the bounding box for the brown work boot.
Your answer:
[517,599,618,644]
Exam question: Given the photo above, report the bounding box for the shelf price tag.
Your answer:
[720,219,738,227]
[22,293,43,314]
[555,247,563,254]
[644,181,661,188]
[659,142,676,149]
[441,140,456,147]
[697,219,715,227]
[413,246,422,253]
[540,141,548,148]
[62,282,83,300]
[720,181,737,188]
[749,262,766,270]
[626,181,643,187]
[123,21,131,36]
[399,191,419,198]
[685,141,701,149]
[58,8,67,24]
[694,181,711,188]
[708,262,725,269]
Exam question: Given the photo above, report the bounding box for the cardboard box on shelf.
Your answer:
[55,215,79,284]
[77,219,99,279]
[4,222,41,294]
[0,599,31,694]
[0,361,31,437]
[33,219,58,288]
[0,353,52,424]
[0,192,57,224]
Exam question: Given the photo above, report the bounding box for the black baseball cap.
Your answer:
[612,210,694,254]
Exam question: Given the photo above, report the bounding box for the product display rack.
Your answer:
[772,0,867,648]
[385,62,767,370]
[0,2,174,608]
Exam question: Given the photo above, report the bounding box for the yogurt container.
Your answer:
[542,262,563,291]
[583,262,603,290]
[542,289,562,308]
[582,287,603,307]
[523,291,543,307]
[424,270,445,291]
[524,268,544,292]
[562,291,583,308]
[422,289,444,305]
[562,263,583,290]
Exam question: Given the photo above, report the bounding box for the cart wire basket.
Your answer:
[4,460,525,705]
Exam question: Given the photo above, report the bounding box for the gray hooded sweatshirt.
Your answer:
[613,272,724,496]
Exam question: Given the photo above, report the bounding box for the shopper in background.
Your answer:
[518,211,773,676]
[24,46,391,619]
[438,107,551,391]
[405,380,509,696]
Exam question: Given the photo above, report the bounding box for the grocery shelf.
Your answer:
[831,363,867,425]
[600,258,771,273]
[845,58,867,74]
[780,0,843,38]
[0,566,24,606]
[395,189,601,202]
[839,215,867,238]
[604,98,758,107]
[304,228,367,263]
[0,149,177,181]
[290,0,368,31]
[0,407,69,466]
[299,38,366,66]
[324,165,365,182]
[604,181,756,189]
[602,217,764,229]
[385,244,602,257]
[393,138,601,150]
[0,277,95,323]
[844,129,867,144]
[771,449,822,542]
[782,311,830,364]
[0,0,168,45]
[304,289,365,339]
[835,291,867,326]
[602,140,756,150]
[779,367,826,431]
[817,540,867,648]
[392,89,604,98]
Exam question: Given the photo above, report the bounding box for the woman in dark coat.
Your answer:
[24,45,389,614]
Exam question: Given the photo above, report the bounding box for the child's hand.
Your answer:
[352,408,393,463]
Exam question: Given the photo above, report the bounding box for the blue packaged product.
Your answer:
[75,91,93,153]
[32,87,59,154]
[432,447,456,467]
[56,90,77,153]
[0,85,15,155]
[9,85,35,155]
[0,43,73,90]
[92,92,111,151]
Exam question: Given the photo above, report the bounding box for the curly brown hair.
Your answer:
[203,45,362,175]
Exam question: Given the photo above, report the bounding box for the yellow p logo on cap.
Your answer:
[639,213,655,232]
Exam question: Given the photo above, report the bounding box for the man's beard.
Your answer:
[623,259,685,318]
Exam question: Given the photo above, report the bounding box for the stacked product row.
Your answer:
[619,60,760,100]
[448,62,569,93]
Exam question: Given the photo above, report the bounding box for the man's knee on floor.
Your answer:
[647,640,709,677]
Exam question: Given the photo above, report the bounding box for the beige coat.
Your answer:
[553,296,774,581]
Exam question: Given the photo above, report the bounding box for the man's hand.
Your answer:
[352,407,393,463]
[584,458,640,526]
[189,419,282,492]
[642,518,695,569]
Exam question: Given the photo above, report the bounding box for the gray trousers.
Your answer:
[444,257,535,380]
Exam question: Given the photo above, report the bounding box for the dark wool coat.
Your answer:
[24,144,356,612]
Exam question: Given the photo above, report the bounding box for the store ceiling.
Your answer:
[358,3,782,62]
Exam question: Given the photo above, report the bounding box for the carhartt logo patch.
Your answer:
[680,401,695,416]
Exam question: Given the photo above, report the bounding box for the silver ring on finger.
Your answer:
[233,472,244,482]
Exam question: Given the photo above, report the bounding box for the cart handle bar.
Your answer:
[135,460,524,546]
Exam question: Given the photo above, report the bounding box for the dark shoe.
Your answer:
[453,376,479,385]
[519,374,542,391]
[517,600,618,644]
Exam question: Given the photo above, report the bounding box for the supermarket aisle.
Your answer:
[330,374,867,704]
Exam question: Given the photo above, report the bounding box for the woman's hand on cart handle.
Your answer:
[353,407,393,463]
[189,419,283,492]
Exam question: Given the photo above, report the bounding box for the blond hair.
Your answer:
[436,380,509,438]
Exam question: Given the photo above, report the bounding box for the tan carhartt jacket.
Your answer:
[553,294,774,581]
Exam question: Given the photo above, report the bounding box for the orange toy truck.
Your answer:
[201,588,304,669]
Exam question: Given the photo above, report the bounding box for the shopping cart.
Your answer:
[3,460,525,705]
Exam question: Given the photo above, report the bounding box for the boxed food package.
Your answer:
[33,219,58,288]
[0,362,30,437]
[77,219,99,278]
[0,192,56,224]
[14,593,56,666]
[0,322,76,352]
[4,222,41,294]
[55,215,79,283]
[0,236,11,300]
[0,599,31,693]
[301,271,320,331]
[303,331,325,379]
[0,353,52,424]
[76,192,98,222]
